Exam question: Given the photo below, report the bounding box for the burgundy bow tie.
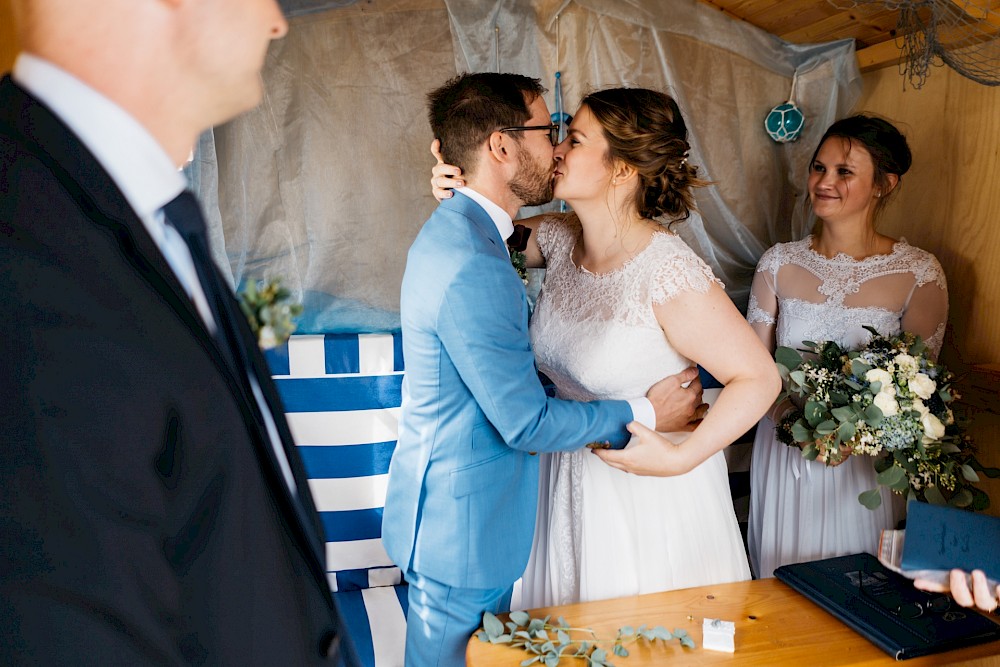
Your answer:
[507,224,531,253]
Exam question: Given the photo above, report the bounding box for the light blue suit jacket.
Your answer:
[382,192,634,590]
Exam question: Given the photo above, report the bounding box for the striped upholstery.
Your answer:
[265,333,408,667]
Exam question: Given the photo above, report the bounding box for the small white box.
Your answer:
[703,617,735,653]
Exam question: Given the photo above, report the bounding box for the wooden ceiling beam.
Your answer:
[947,0,1000,28]
[857,14,1000,73]
[856,39,902,72]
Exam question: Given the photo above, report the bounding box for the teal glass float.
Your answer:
[765,101,804,143]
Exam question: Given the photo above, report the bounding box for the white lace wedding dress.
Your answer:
[519,216,751,609]
[746,236,948,579]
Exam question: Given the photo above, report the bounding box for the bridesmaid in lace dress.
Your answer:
[742,115,949,578]
[432,88,779,606]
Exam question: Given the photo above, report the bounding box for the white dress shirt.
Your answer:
[13,54,298,493]
[455,187,656,431]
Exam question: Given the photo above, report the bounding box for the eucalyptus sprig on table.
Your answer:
[477,610,695,666]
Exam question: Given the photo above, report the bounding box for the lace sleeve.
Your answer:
[746,292,774,326]
[648,237,723,305]
[747,244,781,352]
[901,251,949,359]
[535,213,577,263]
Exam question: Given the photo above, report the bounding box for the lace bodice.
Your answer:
[747,236,948,356]
[530,215,721,401]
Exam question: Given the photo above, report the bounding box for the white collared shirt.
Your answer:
[13,54,299,494]
[11,54,215,328]
[454,187,655,431]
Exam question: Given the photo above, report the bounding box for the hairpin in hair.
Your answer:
[679,150,691,169]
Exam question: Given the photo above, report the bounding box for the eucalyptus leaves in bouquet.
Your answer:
[775,327,997,511]
[237,277,303,349]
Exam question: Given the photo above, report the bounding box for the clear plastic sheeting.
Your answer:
[192,0,861,333]
[279,0,363,18]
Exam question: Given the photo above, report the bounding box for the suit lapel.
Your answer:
[442,192,508,257]
[0,76,329,584]
[442,193,530,316]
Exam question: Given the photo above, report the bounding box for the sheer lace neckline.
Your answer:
[570,229,676,279]
[805,235,908,264]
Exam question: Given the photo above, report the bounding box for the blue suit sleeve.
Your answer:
[436,254,633,452]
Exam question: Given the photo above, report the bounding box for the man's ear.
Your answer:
[487,131,516,165]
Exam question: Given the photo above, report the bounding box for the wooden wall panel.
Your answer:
[856,66,1000,514]
[1,0,18,74]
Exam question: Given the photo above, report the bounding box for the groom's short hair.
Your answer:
[428,72,546,176]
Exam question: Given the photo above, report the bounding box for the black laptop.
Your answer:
[774,552,1000,660]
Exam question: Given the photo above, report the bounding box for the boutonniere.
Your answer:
[237,277,303,349]
[508,224,531,286]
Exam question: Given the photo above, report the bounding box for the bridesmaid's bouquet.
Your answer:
[775,327,996,511]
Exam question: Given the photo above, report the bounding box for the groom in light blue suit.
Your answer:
[382,73,701,666]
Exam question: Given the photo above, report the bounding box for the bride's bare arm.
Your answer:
[595,283,780,476]
[429,139,563,269]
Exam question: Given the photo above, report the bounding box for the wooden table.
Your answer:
[466,578,1000,666]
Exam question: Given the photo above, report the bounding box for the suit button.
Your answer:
[319,630,340,660]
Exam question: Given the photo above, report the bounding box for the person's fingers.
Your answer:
[627,420,657,438]
[676,366,699,386]
[592,448,627,471]
[950,569,975,607]
[914,578,948,593]
[970,570,999,612]
[694,402,710,420]
[431,138,444,163]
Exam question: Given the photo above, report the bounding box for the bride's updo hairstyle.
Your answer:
[811,114,912,223]
[581,87,708,225]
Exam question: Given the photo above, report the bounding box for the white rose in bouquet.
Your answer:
[921,411,946,442]
[893,353,918,377]
[865,368,895,394]
[909,372,936,400]
[873,391,900,417]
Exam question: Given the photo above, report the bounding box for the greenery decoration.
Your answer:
[476,610,694,666]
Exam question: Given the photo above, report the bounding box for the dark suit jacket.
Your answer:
[0,75,358,666]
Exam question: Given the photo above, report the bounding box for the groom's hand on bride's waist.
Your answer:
[647,367,707,433]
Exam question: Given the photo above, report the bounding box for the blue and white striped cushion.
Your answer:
[335,586,408,667]
[266,333,405,592]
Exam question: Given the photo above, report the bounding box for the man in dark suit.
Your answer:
[0,1,357,664]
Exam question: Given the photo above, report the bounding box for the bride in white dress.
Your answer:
[744,115,949,578]
[434,87,779,607]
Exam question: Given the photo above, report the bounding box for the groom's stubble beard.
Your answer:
[509,145,554,207]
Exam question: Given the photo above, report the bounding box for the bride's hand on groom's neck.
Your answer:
[647,367,706,433]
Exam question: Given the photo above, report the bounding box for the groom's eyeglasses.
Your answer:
[499,124,560,146]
